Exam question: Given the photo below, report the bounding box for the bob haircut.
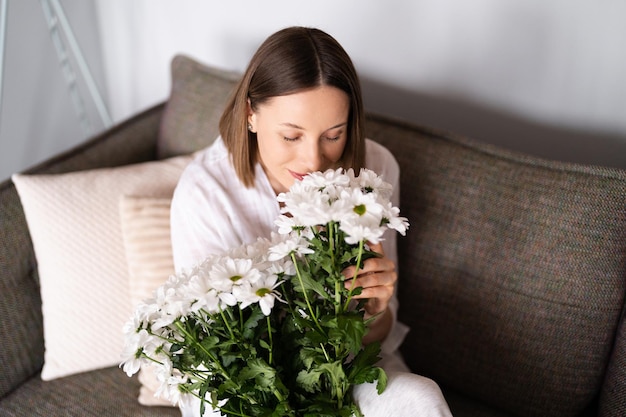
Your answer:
[219,26,366,188]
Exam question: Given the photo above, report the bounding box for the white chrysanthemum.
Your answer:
[382,202,410,235]
[302,168,350,189]
[150,284,188,331]
[185,274,221,314]
[155,363,188,405]
[279,187,331,227]
[340,220,386,245]
[266,258,296,277]
[268,234,314,261]
[301,168,351,200]
[326,187,388,244]
[120,328,154,377]
[351,168,394,200]
[233,273,283,316]
[228,237,271,264]
[209,257,261,291]
[275,214,301,235]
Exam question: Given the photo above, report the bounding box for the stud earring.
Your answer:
[247,123,254,132]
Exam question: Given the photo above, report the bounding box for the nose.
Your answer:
[302,140,323,172]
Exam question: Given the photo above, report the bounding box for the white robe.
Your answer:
[171,137,452,417]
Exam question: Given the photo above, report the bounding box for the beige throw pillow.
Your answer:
[11,154,192,381]
[119,195,176,406]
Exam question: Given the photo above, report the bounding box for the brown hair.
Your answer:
[219,26,365,187]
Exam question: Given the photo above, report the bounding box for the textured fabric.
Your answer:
[120,196,175,309]
[0,182,44,399]
[366,115,626,417]
[11,154,192,381]
[0,105,163,399]
[170,137,409,361]
[119,195,177,407]
[157,55,239,158]
[0,367,179,417]
[599,306,626,416]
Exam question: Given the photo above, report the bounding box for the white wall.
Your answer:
[95,0,626,168]
[2,1,626,182]
[0,0,107,181]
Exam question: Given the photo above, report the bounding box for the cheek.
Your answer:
[326,141,348,162]
[257,136,289,166]
[256,133,275,158]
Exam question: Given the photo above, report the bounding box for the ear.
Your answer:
[247,99,257,133]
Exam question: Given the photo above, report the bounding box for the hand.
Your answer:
[342,242,396,343]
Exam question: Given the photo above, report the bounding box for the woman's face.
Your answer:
[248,85,350,194]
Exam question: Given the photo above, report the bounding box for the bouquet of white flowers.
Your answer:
[121,168,409,417]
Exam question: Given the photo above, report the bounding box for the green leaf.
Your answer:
[299,346,325,369]
[239,357,277,389]
[259,339,270,350]
[333,313,366,354]
[200,335,220,350]
[243,306,266,339]
[375,367,388,394]
[346,344,387,395]
[294,270,330,300]
[296,368,323,393]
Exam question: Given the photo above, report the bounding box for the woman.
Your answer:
[171,26,452,417]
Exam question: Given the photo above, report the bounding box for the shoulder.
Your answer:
[176,137,230,190]
[172,137,239,217]
[364,138,399,185]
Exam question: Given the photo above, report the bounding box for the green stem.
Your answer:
[291,252,324,334]
[320,342,331,362]
[219,305,236,341]
[343,240,365,311]
[329,222,344,316]
[140,352,164,366]
[266,315,274,365]
[174,321,230,380]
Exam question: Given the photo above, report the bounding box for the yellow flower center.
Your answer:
[353,204,366,216]
[256,288,271,297]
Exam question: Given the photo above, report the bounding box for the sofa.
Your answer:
[2,54,626,417]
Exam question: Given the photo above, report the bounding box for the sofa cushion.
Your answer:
[365,115,626,417]
[11,154,192,381]
[0,367,179,417]
[119,195,176,406]
[158,54,239,158]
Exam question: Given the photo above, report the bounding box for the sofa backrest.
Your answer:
[0,105,162,399]
[4,53,626,417]
[366,114,626,417]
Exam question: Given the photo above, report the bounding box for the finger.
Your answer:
[350,283,395,301]
[343,256,395,279]
[346,270,396,290]
[368,241,385,256]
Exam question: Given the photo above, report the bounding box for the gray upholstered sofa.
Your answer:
[2,55,626,417]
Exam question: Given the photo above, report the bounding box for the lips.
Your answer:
[288,170,306,181]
